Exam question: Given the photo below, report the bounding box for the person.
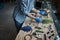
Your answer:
[13,0,40,32]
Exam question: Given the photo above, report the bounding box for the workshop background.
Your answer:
[0,0,60,40]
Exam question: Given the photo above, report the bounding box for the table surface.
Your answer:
[15,9,57,40]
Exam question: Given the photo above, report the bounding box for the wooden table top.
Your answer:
[15,9,57,40]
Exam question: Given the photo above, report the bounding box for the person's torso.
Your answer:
[13,0,35,23]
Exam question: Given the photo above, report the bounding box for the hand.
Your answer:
[27,13,36,19]
[44,9,50,13]
[31,13,36,16]
[35,12,41,17]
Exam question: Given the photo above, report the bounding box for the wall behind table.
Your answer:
[50,0,60,14]
[50,0,60,22]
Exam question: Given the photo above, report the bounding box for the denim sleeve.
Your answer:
[17,0,34,14]
[20,1,29,14]
[32,1,34,8]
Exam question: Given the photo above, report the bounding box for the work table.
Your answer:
[15,9,58,40]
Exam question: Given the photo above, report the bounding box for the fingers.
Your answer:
[31,13,36,16]
[44,9,50,13]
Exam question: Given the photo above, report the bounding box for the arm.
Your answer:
[20,1,36,19]
[31,8,40,13]
[26,13,35,19]
[31,8,41,17]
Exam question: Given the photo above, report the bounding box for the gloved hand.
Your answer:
[39,10,48,16]
[35,17,42,23]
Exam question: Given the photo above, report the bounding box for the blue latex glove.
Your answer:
[21,25,32,32]
[39,10,48,16]
[35,17,42,23]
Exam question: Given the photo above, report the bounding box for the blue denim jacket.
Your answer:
[13,0,34,23]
